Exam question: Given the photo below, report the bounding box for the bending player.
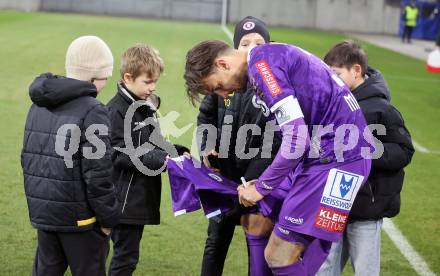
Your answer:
[184,40,373,275]
[196,16,280,276]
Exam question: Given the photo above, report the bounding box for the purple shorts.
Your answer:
[274,158,371,242]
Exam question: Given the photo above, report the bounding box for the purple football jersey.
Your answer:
[167,156,291,220]
[247,44,372,195]
[167,156,202,216]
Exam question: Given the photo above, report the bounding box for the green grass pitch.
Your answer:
[0,11,439,275]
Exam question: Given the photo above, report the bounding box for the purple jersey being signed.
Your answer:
[247,44,372,196]
[167,156,290,220]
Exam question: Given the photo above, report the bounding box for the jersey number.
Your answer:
[344,93,360,112]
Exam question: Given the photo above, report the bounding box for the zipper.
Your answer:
[121,131,141,214]
[368,182,375,203]
[121,174,134,214]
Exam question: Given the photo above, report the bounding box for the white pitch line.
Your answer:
[222,24,233,42]
[220,0,233,42]
[412,140,431,154]
[383,218,436,276]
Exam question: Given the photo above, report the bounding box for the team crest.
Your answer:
[208,173,223,182]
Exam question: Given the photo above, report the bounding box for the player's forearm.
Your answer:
[256,119,310,196]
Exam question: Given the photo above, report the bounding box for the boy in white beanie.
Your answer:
[22,35,119,276]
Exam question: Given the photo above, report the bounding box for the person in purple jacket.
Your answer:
[184,40,374,275]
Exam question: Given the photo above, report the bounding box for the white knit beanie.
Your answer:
[65,36,113,81]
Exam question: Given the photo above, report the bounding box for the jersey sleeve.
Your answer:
[248,46,310,196]
[248,46,295,109]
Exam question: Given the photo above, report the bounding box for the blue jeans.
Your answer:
[316,219,383,276]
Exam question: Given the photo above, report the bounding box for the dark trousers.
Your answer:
[200,202,251,276]
[200,216,237,276]
[402,25,414,43]
[109,224,144,276]
[32,227,110,276]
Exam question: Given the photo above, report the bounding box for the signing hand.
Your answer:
[237,180,263,207]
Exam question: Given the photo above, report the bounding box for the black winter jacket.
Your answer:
[349,68,414,221]
[22,73,119,232]
[197,88,280,183]
[107,84,187,225]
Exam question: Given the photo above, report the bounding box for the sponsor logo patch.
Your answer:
[284,216,304,225]
[277,227,290,235]
[314,206,347,233]
[255,61,282,97]
[320,169,364,211]
[260,181,273,190]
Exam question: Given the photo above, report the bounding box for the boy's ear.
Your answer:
[123,72,133,83]
[352,64,363,77]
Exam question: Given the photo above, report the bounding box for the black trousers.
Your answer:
[402,25,414,42]
[32,227,110,276]
[108,224,144,276]
[201,204,250,276]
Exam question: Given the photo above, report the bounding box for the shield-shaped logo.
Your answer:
[339,175,354,198]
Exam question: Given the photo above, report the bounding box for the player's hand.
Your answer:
[202,150,220,172]
[236,179,258,190]
[100,227,112,236]
[238,181,263,207]
[237,185,252,206]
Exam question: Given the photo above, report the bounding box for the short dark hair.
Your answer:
[184,40,231,105]
[324,41,368,77]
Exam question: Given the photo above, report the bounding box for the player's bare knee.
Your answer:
[264,244,292,267]
[241,213,273,236]
[264,233,304,267]
[264,233,284,267]
[288,244,303,264]
[264,244,274,264]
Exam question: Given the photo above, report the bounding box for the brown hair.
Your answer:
[120,43,164,80]
[323,40,368,77]
[184,40,231,105]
